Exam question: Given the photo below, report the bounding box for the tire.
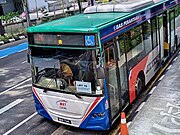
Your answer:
[135,74,145,96]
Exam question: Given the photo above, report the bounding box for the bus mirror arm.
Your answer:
[27,53,30,63]
[97,50,104,66]
[97,66,105,79]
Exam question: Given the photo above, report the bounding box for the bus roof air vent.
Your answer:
[84,0,154,13]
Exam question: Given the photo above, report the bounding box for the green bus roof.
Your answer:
[26,12,129,33]
[26,0,171,34]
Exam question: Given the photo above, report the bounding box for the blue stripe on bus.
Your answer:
[0,42,28,58]
[79,97,110,130]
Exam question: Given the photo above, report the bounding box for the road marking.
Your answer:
[153,123,180,133]
[0,99,24,115]
[21,61,27,64]
[0,47,10,51]
[51,125,70,135]
[3,112,38,135]
[160,111,180,120]
[18,48,27,53]
[149,86,156,95]
[171,118,180,126]
[136,102,145,112]
[0,55,8,59]
[0,42,28,58]
[0,78,31,95]
[167,65,172,70]
[127,122,132,127]
[158,75,165,81]
[173,57,178,62]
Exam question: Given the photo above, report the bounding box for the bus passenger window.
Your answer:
[142,21,152,54]
[125,25,144,68]
[151,17,158,48]
[105,47,116,68]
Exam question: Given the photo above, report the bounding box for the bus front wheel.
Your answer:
[135,73,145,96]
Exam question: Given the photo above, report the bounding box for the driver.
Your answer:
[60,63,73,85]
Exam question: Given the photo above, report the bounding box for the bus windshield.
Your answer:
[30,47,100,95]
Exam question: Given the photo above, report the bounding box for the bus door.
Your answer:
[169,10,175,53]
[115,36,129,108]
[162,12,170,60]
[158,14,164,61]
[104,41,121,119]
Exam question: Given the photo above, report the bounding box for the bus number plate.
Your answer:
[58,117,71,124]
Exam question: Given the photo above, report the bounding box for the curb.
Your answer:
[0,35,27,45]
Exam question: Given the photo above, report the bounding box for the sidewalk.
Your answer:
[128,51,180,135]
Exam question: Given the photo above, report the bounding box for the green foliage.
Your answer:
[0,11,20,25]
[0,35,5,41]
[4,33,13,39]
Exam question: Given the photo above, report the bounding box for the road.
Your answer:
[0,40,112,135]
[0,40,60,135]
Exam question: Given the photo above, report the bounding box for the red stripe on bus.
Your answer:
[82,97,101,122]
[32,87,46,110]
[129,55,149,103]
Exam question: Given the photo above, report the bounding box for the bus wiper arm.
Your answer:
[67,86,82,99]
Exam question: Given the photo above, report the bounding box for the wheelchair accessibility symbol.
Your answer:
[85,35,95,46]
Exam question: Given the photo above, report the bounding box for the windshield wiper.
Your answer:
[66,86,82,99]
[35,69,46,83]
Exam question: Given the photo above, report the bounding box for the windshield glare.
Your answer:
[31,48,101,95]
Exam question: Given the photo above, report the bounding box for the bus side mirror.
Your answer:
[97,67,105,79]
[27,53,30,63]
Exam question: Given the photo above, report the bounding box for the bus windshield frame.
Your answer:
[30,46,103,96]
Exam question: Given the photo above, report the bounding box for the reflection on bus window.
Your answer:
[151,17,158,48]
[125,25,144,68]
[142,21,152,54]
[105,46,116,68]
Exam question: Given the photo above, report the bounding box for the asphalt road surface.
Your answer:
[0,41,60,135]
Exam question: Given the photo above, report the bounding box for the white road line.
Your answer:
[0,55,8,59]
[149,86,156,95]
[21,61,27,64]
[153,123,180,133]
[167,65,172,70]
[127,122,132,127]
[0,47,10,51]
[159,75,165,81]
[0,99,24,115]
[18,48,27,53]
[137,102,146,112]
[173,57,178,62]
[0,78,31,96]
[3,112,38,135]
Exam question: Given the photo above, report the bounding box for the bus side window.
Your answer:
[125,25,144,69]
[105,47,116,68]
[151,17,158,48]
[142,21,152,55]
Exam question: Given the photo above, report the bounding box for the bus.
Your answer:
[27,0,180,130]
